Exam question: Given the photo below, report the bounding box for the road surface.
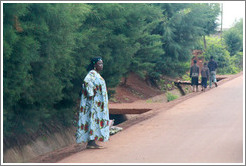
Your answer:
[58,75,244,164]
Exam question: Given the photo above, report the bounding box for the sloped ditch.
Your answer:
[109,76,226,126]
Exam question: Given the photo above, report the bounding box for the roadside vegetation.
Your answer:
[195,19,243,75]
[166,92,179,102]
[3,3,243,148]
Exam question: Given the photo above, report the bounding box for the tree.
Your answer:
[3,3,90,146]
[3,4,41,139]
[202,36,232,74]
[152,3,220,77]
[120,4,164,83]
[198,3,220,50]
[224,29,242,56]
[223,19,243,56]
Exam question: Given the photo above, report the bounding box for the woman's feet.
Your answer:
[87,144,104,149]
[87,140,104,149]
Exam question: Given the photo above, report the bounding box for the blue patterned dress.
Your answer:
[76,70,110,143]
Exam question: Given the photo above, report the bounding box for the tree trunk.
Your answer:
[123,77,128,86]
[203,35,207,50]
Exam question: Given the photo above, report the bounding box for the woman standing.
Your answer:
[76,57,110,149]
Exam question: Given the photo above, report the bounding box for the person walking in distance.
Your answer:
[201,62,210,92]
[76,57,110,149]
[190,60,199,92]
[208,56,218,88]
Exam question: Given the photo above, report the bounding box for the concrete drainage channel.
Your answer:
[109,108,152,125]
[108,108,152,135]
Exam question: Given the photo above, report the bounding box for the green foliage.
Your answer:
[231,18,243,42]
[182,73,191,81]
[184,86,191,94]
[166,92,178,102]
[120,4,164,82]
[167,83,172,90]
[158,79,167,91]
[223,19,243,56]
[188,4,220,50]
[3,3,91,144]
[152,3,220,78]
[202,36,232,74]
[196,3,220,36]
[193,38,204,50]
[202,35,242,75]
[158,79,175,91]
[146,99,153,103]
[229,52,243,73]
[224,29,243,56]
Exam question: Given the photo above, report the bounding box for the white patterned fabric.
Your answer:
[76,70,110,143]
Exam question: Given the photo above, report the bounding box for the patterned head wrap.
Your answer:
[87,57,102,71]
[91,57,102,65]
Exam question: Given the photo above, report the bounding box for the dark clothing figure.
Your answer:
[191,77,198,86]
[208,59,218,72]
[201,78,208,88]
[190,63,199,92]
[201,66,210,78]
[208,58,218,88]
[201,64,210,91]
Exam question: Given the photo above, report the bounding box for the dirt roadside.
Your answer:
[28,71,243,163]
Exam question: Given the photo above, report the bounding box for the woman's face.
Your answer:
[95,60,103,71]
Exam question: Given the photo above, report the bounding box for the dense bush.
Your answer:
[202,36,233,74]
[229,52,243,73]
[166,92,178,102]
[224,19,243,56]
[201,18,243,75]
[224,29,243,56]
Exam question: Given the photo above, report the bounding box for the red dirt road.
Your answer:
[58,75,244,164]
